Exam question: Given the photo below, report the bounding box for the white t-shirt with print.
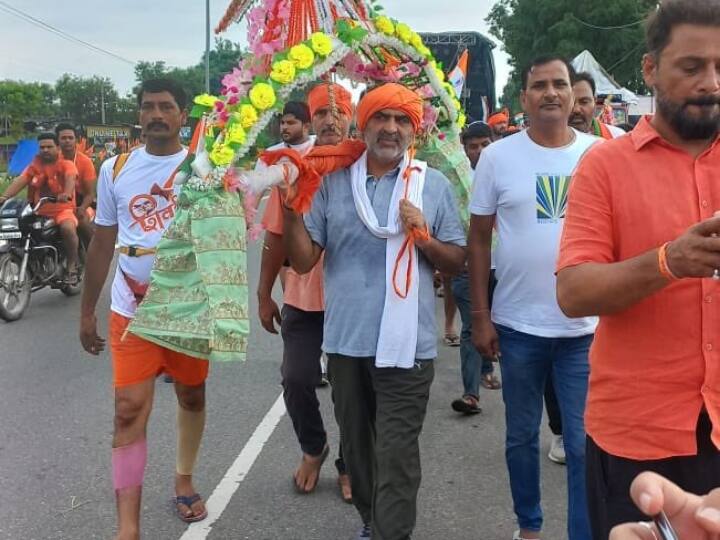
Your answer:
[469,129,599,338]
[95,147,188,318]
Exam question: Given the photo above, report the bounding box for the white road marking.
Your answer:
[179,392,287,540]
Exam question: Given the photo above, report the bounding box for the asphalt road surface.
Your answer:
[0,238,568,540]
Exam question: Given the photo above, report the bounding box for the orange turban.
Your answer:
[356,83,424,133]
[488,111,509,127]
[307,83,353,119]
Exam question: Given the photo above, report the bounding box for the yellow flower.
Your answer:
[443,82,456,97]
[288,44,315,70]
[270,60,296,85]
[194,93,218,108]
[374,16,395,35]
[409,32,424,50]
[249,83,277,110]
[435,66,446,82]
[209,143,235,166]
[416,43,432,58]
[452,98,463,112]
[226,123,246,145]
[237,104,258,129]
[457,111,467,129]
[310,32,333,57]
[395,22,412,43]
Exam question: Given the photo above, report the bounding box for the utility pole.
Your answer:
[205,0,211,93]
[101,86,106,125]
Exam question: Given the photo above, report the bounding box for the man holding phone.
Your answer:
[557,1,720,538]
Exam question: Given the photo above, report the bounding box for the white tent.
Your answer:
[572,50,639,104]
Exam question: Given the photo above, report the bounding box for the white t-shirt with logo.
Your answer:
[95,147,188,318]
[469,129,599,338]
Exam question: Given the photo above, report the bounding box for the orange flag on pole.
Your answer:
[448,49,469,97]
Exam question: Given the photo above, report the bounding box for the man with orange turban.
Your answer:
[281,83,467,540]
[257,82,354,503]
[488,109,510,140]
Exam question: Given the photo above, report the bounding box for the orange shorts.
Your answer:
[109,312,209,388]
[38,206,78,228]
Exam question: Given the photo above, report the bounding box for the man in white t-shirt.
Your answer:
[468,56,599,540]
[79,79,209,539]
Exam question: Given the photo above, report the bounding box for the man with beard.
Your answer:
[257,101,315,165]
[0,132,80,280]
[56,122,98,247]
[283,83,466,540]
[569,73,626,139]
[469,56,598,540]
[556,1,720,537]
[488,110,510,140]
[257,84,353,502]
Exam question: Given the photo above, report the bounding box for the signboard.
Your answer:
[86,125,131,139]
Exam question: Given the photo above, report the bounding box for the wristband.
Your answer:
[658,242,679,281]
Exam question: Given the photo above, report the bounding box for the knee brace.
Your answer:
[112,438,147,491]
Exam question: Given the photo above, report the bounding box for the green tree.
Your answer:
[55,74,129,124]
[0,80,57,136]
[134,39,244,100]
[487,0,657,110]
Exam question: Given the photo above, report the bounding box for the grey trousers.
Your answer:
[327,354,434,540]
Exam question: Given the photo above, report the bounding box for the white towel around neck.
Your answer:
[350,151,428,369]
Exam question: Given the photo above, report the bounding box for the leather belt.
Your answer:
[118,246,156,257]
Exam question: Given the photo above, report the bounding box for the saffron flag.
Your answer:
[448,49,469,97]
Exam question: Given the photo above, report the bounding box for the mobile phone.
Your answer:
[653,510,680,540]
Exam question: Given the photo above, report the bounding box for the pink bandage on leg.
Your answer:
[112,439,147,491]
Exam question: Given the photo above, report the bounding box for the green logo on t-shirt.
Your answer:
[536,174,571,222]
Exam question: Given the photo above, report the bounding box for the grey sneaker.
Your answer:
[548,434,566,464]
[355,524,371,539]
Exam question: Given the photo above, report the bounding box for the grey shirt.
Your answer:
[304,164,466,360]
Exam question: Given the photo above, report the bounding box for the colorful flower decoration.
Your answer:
[310,32,333,57]
[288,43,315,69]
[270,59,296,84]
[249,83,277,110]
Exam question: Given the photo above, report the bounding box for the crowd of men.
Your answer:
[2,0,720,538]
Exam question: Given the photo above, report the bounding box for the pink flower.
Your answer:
[227,95,239,105]
[215,101,225,112]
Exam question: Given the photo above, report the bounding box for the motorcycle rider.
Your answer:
[0,132,80,281]
[56,122,97,248]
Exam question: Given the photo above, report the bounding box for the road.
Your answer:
[0,238,568,540]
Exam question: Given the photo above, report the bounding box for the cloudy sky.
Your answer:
[0,0,510,96]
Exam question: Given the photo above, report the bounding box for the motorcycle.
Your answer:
[0,197,85,321]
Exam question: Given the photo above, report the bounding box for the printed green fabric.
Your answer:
[129,185,249,362]
[416,131,472,232]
